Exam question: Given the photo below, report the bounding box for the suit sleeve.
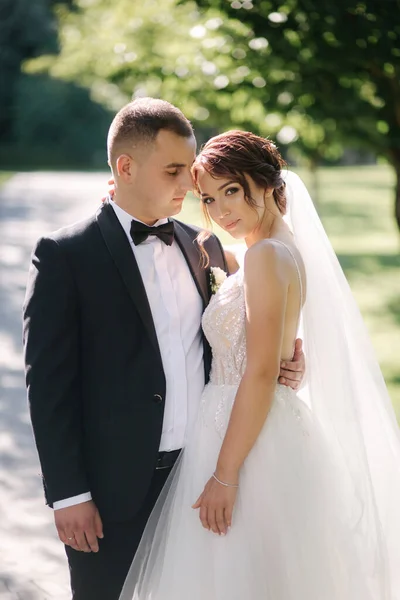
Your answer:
[213,234,229,273]
[23,236,89,505]
[204,233,229,273]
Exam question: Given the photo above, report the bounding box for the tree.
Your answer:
[192,0,400,229]
[25,0,331,156]
[0,0,73,141]
[23,0,400,225]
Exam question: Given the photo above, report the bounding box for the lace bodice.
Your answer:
[202,269,246,386]
[202,241,303,387]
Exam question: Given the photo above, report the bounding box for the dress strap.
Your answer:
[269,240,303,359]
[269,239,303,308]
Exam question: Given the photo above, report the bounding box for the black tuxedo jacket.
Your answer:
[23,201,227,522]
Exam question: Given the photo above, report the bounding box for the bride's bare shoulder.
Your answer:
[243,239,295,283]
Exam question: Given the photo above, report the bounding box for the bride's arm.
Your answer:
[192,241,290,535]
[217,242,289,480]
[223,244,305,393]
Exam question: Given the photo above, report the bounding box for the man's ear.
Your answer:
[116,154,137,183]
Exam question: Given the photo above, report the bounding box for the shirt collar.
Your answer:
[109,197,169,242]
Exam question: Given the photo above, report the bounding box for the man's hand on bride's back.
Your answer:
[101,178,115,202]
[279,338,305,390]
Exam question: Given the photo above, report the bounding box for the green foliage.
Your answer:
[0,0,112,168]
[24,0,399,165]
[0,0,70,139]
[8,0,400,222]
[192,0,400,163]
[25,0,249,127]
[0,172,14,187]
[189,0,400,227]
[8,74,111,167]
[23,0,336,164]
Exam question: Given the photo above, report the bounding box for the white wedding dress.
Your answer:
[120,241,385,600]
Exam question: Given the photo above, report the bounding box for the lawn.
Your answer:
[179,164,400,419]
[0,172,14,187]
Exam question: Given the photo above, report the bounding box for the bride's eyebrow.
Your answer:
[200,181,236,196]
[218,181,234,191]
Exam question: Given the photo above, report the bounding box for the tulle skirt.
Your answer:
[120,383,389,600]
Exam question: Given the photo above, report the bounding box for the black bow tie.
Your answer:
[130,219,174,246]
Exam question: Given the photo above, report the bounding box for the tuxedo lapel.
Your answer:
[96,201,162,360]
[173,220,209,309]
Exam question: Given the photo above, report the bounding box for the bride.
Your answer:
[120,130,400,599]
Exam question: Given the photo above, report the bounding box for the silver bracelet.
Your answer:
[212,472,239,488]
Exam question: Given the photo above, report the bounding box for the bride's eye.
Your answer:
[202,197,214,205]
[226,186,239,196]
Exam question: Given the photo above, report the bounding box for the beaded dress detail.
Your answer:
[200,242,307,440]
[202,268,247,387]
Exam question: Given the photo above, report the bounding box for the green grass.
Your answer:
[0,172,15,187]
[179,164,400,419]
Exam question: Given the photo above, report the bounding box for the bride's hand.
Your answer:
[101,178,115,202]
[192,474,238,536]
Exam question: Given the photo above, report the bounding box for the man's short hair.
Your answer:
[107,97,194,166]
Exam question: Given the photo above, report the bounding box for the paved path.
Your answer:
[0,172,109,599]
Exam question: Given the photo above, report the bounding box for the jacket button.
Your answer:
[153,394,163,404]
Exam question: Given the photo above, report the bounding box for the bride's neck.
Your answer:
[245,213,285,248]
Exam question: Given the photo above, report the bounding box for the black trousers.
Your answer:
[65,466,173,600]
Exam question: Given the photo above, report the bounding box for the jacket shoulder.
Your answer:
[173,218,228,272]
[173,218,220,247]
[37,211,100,249]
[173,218,203,238]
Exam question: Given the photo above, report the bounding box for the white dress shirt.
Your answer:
[53,201,205,510]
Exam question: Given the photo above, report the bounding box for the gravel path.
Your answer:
[0,172,108,599]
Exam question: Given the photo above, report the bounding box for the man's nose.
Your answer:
[176,170,193,194]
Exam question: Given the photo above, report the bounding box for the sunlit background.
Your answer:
[0,1,399,596]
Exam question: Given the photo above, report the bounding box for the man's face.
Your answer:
[131,129,196,222]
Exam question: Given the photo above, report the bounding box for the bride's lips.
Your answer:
[224,219,240,230]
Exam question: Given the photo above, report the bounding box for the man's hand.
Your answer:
[279,338,305,390]
[55,500,104,553]
[101,178,115,203]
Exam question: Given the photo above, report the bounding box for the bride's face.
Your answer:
[196,168,267,239]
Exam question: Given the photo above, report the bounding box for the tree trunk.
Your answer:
[395,163,400,233]
[388,149,400,234]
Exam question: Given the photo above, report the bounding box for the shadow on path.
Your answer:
[0,172,107,599]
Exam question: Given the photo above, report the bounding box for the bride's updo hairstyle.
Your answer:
[192,130,287,266]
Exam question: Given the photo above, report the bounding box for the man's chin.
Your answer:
[169,201,184,216]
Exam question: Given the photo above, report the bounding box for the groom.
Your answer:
[23,98,305,600]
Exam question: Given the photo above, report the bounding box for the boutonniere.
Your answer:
[210,266,227,294]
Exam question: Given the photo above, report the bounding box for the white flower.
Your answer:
[210,266,227,294]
